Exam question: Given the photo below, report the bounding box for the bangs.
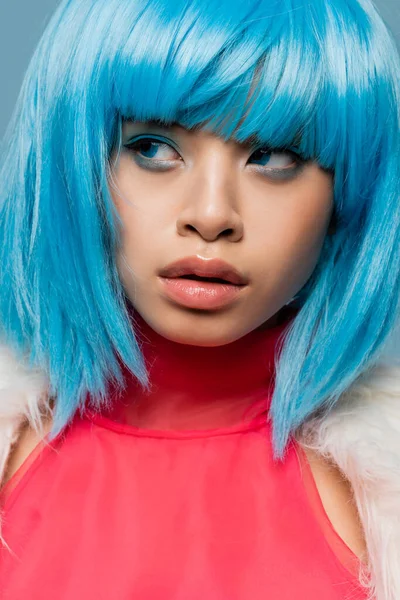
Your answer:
[97,0,380,179]
[110,0,322,159]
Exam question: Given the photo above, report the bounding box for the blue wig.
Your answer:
[1,0,399,458]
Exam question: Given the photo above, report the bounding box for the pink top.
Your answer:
[0,306,369,599]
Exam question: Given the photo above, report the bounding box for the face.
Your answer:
[108,120,334,346]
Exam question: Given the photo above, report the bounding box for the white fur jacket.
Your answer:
[0,343,399,600]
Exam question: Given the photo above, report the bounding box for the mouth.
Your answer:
[158,256,248,309]
[159,258,248,286]
[158,274,247,310]
[175,274,239,285]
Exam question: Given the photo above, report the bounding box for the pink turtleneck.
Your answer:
[0,306,368,599]
[95,306,292,432]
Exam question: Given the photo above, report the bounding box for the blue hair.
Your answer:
[1,0,399,458]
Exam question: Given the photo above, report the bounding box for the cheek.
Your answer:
[283,203,331,262]
[251,179,333,294]
[113,210,158,292]
[109,159,165,269]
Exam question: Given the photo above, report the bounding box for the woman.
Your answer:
[0,0,399,598]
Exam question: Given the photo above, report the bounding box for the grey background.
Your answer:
[1,0,400,357]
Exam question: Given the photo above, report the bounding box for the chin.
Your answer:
[146,310,248,347]
[159,323,244,347]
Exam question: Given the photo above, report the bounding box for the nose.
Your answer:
[176,151,244,243]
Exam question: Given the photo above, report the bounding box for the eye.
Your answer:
[124,135,181,169]
[248,146,305,178]
[123,134,306,178]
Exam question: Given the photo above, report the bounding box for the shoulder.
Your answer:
[297,361,400,481]
[296,360,400,600]
[299,442,368,562]
[2,415,53,488]
[0,342,51,486]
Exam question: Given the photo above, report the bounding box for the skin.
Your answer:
[108,120,334,346]
[2,119,368,564]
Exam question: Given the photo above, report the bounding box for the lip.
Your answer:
[158,277,247,310]
[158,256,248,310]
[158,256,248,286]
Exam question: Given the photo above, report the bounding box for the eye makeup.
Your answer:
[123,134,182,172]
[122,126,308,181]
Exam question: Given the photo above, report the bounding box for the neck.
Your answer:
[100,306,296,431]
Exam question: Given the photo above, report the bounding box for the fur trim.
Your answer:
[0,344,51,548]
[298,361,400,600]
[1,342,400,599]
